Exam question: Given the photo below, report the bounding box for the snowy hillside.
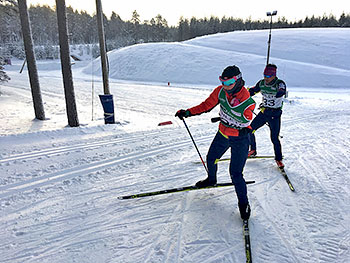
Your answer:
[83,28,350,88]
[1,28,350,263]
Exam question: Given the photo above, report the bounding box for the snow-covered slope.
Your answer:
[84,28,350,88]
[1,28,350,263]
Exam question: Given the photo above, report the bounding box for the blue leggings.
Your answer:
[206,131,249,205]
[249,110,282,161]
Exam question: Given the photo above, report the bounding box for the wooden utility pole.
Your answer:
[95,0,114,124]
[95,0,110,95]
[17,0,45,120]
[55,0,79,127]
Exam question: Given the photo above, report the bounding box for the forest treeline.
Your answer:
[1,2,350,60]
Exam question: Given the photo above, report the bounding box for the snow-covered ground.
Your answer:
[0,28,349,263]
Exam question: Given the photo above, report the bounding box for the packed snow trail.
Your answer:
[1,95,350,262]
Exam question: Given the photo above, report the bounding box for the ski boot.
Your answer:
[248,150,257,157]
[195,177,216,188]
[239,202,251,220]
[276,160,284,169]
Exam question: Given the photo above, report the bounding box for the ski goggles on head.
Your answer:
[264,75,273,78]
[219,73,242,86]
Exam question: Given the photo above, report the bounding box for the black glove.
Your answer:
[175,109,191,120]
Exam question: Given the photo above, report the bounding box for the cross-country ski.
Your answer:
[243,219,252,263]
[193,155,275,164]
[278,166,295,191]
[118,181,256,199]
[216,155,275,164]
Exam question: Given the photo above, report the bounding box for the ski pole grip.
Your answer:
[211,117,221,123]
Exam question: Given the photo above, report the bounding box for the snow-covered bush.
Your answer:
[0,56,11,96]
[11,45,25,59]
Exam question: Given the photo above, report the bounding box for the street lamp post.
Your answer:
[266,10,277,65]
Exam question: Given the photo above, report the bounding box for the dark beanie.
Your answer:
[220,65,242,80]
[220,65,245,95]
[264,64,277,76]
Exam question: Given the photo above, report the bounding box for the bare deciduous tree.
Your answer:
[55,0,79,127]
[17,0,45,120]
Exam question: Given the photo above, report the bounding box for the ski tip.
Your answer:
[118,196,134,200]
[246,180,256,184]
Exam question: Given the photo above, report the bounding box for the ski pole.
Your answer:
[182,119,209,174]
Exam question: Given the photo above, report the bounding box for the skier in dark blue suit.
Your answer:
[248,64,287,168]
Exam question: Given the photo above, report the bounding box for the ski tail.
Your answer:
[243,219,252,263]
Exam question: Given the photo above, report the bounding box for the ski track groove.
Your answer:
[0,109,338,165]
[173,194,188,263]
[141,197,185,263]
[0,136,212,199]
[0,132,157,163]
[253,182,303,263]
[0,127,212,164]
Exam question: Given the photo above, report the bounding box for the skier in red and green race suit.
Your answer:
[248,64,287,168]
[175,65,255,220]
